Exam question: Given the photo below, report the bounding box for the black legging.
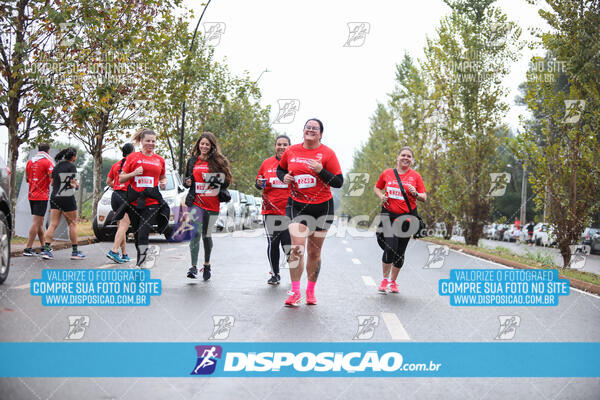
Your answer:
[263,214,291,275]
[380,210,411,269]
[127,204,158,266]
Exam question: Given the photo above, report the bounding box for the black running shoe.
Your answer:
[267,274,280,285]
[202,264,211,281]
[23,248,36,257]
[187,266,198,279]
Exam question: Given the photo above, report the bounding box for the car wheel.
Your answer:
[92,218,114,242]
[0,210,10,284]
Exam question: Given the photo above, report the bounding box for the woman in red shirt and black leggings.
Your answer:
[119,128,167,268]
[374,146,427,293]
[256,134,292,285]
[277,118,343,306]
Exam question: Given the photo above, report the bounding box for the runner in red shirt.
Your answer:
[276,118,343,306]
[256,134,291,285]
[105,143,135,264]
[374,146,427,293]
[23,143,53,256]
[183,132,232,281]
[119,128,167,268]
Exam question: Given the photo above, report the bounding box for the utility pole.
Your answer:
[520,163,527,224]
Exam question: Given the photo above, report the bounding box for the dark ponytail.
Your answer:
[55,147,77,163]
[119,143,135,173]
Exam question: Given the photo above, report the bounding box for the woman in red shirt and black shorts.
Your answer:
[374,146,427,293]
[119,128,167,268]
[277,118,343,306]
[256,134,292,285]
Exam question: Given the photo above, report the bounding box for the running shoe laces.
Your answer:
[389,281,399,293]
[284,290,302,307]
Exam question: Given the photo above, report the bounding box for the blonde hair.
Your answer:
[132,127,156,144]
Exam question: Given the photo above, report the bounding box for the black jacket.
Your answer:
[114,186,171,233]
[184,155,230,207]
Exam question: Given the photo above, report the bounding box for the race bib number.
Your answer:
[270,177,288,188]
[135,176,154,188]
[386,186,403,200]
[195,182,218,196]
[295,174,317,189]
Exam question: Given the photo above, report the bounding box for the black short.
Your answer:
[286,198,334,231]
[29,200,48,217]
[50,196,77,212]
[111,190,128,213]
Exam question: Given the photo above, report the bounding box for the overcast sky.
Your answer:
[2,0,549,170]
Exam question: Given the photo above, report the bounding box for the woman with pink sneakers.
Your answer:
[373,146,427,293]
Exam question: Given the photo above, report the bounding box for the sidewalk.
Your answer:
[10,236,97,257]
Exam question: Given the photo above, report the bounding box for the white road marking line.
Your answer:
[346,247,353,253]
[352,258,361,265]
[12,283,30,290]
[361,276,376,286]
[381,312,410,340]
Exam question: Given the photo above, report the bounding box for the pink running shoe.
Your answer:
[285,291,302,307]
[306,291,317,305]
[378,279,389,293]
[389,281,399,293]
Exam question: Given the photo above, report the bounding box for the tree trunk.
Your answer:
[7,132,21,228]
[91,145,103,221]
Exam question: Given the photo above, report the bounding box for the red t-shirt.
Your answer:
[279,143,342,204]
[26,154,54,201]
[257,156,290,215]
[375,168,426,214]
[122,152,166,206]
[108,160,128,191]
[192,159,220,212]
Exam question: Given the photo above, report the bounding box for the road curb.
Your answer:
[422,237,600,296]
[10,236,98,258]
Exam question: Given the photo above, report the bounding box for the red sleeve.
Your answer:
[160,157,166,176]
[257,160,266,180]
[107,164,116,181]
[375,170,386,190]
[415,172,426,193]
[324,148,342,175]
[47,160,53,174]
[25,161,31,182]
[279,150,289,170]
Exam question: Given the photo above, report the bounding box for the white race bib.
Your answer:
[269,177,288,188]
[387,186,403,200]
[195,182,217,196]
[135,176,154,188]
[295,174,317,189]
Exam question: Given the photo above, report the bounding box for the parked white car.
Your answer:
[533,223,556,247]
[93,170,188,241]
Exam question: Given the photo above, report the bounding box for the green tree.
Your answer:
[422,0,522,244]
[51,0,183,219]
[0,0,67,220]
[515,0,600,267]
